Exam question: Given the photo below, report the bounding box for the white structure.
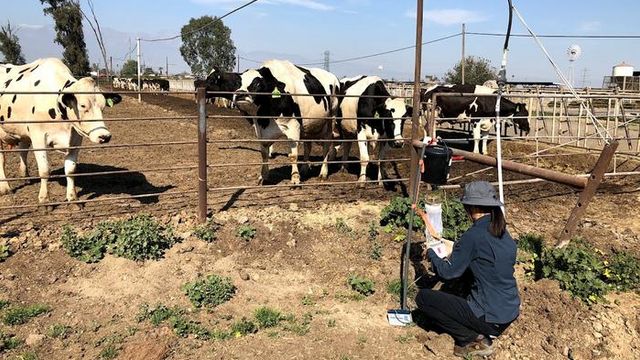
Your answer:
[612,62,634,77]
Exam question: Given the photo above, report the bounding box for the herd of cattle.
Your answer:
[112,77,169,92]
[0,57,530,206]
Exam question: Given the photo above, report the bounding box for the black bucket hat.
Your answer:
[460,181,504,207]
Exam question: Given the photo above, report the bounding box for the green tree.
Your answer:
[40,0,91,76]
[120,60,138,77]
[180,16,236,76]
[143,67,155,76]
[444,56,497,86]
[0,21,26,64]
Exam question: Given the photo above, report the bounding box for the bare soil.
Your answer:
[1,94,639,360]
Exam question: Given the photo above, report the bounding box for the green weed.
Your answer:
[182,274,236,309]
[194,219,220,243]
[254,307,282,328]
[347,275,375,296]
[236,224,257,241]
[47,324,72,339]
[3,304,51,326]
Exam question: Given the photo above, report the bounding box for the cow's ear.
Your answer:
[405,106,413,117]
[61,93,77,109]
[276,80,286,92]
[104,93,122,107]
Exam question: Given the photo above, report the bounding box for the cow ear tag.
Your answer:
[106,98,114,107]
[271,88,281,99]
[374,112,380,119]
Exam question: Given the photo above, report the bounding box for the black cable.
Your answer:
[141,0,260,42]
[468,32,640,39]
[240,32,460,68]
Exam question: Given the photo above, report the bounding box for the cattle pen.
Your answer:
[1,86,640,234]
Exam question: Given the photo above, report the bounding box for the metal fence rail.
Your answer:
[2,82,640,225]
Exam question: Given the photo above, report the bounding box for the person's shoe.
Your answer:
[453,335,494,358]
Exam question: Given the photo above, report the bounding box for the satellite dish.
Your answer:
[567,44,582,62]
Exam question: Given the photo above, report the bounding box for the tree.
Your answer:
[78,0,110,78]
[444,56,497,86]
[180,16,236,77]
[143,67,155,76]
[0,21,26,64]
[40,0,91,76]
[120,60,138,77]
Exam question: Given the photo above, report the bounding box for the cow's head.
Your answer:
[202,67,241,100]
[513,102,530,134]
[234,68,287,116]
[380,98,411,148]
[60,77,121,144]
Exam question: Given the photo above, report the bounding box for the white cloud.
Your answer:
[192,0,333,11]
[17,24,45,30]
[406,8,487,26]
[578,20,601,32]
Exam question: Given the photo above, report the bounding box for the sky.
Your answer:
[2,0,640,86]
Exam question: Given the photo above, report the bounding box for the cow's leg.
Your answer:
[319,141,330,180]
[340,141,352,173]
[289,140,300,185]
[302,141,312,176]
[64,148,81,208]
[0,142,11,194]
[258,143,270,185]
[17,141,30,178]
[32,137,51,208]
[377,142,389,186]
[472,122,481,154]
[357,131,369,186]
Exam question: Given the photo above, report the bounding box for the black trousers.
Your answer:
[415,289,513,346]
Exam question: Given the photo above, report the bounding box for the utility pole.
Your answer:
[323,50,330,72]
[461,23,466,85]
[136,37,141,102]
[166,56,169,76]
[237,54,240,72]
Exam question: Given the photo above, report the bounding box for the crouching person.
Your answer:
[414,181,520,358]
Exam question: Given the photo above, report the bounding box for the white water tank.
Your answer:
[612,62,634,77]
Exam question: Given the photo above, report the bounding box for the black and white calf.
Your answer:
[203,60,339,185]
[337,76,412,185]
[421,84,529,154]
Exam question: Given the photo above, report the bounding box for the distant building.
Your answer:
[602,62,640,91]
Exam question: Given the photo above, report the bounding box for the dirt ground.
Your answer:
[1,94,639,359]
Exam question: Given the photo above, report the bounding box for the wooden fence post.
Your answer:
[197,87,208,223]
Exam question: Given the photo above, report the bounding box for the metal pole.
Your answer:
[136,37,141,103]
[237,54,240,72]
[461,23,466,85]
[401,0,424,312]
[197,87,208,223]
[166,56,169,76]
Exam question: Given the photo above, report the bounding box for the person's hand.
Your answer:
[419,159,425,174]
[411,203,417,211]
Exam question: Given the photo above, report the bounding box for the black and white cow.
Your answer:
[337,75,412,185]
[203,60,339,185]
[0,58,121,205]
[421,84,529,154]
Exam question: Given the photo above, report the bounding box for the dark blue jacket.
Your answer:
[427,215,520,324]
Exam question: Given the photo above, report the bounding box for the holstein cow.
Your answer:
[421,84,529,154]
[204,60,339,185]
[0,58,121,206]
[338,75,412,186]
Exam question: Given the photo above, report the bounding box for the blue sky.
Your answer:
[3,0,640,85]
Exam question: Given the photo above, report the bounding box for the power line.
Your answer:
[239,33,461,68]
[300,33,461,66]
[468,32,640,39]
[140,0,260,42]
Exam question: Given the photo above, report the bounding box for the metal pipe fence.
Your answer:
[2,82,640,225]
